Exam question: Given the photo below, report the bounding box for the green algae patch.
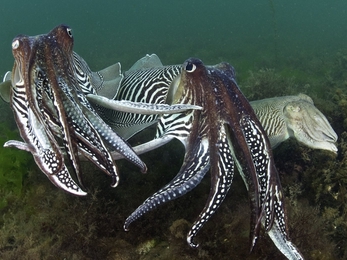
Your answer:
[0,123,33,210]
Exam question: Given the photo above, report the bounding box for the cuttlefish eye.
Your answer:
[185,62,196,73]
[12,39,20,50]
[66,28,73,38]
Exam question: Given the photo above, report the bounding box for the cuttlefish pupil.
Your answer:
[185,62,196,72]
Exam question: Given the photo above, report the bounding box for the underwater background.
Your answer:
[0,0,346,259]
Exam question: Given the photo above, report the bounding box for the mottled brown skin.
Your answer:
[125,58,303,259]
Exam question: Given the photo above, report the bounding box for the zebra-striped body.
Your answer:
[93,65,182,139]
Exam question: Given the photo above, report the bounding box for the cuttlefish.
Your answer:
[86,54,337,155]
[1,25,201,195]
[121,58,304,259]
[5,24,147,195]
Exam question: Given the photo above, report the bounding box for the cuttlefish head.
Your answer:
[11,24,74,92]
[284,95,338,153]
[168,58,206,107]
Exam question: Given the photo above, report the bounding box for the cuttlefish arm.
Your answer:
[124,136,211,231]
[123,108,213,230]
[7,25,148,195]
[63,50,148,176]
[53,38,148,179]
[8,64,86,195]
[86,94,202,114]
[186,124,234,247]
[34,27,123,188]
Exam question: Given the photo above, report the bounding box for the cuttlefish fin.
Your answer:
[126,53,163,73]
[93,63,123,99]
[97,62,122,81]
[96,74,123,99]
[0,71,12,103]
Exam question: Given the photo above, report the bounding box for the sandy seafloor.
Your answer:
[0,1,347,259]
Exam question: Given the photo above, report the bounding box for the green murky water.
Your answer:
[0,1,346,259]
[0,1,346,76]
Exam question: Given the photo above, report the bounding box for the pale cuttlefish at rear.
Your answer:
[0,26,200,196]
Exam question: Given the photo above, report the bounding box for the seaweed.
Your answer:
[241,68,301,100]
[0,121,32,210]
